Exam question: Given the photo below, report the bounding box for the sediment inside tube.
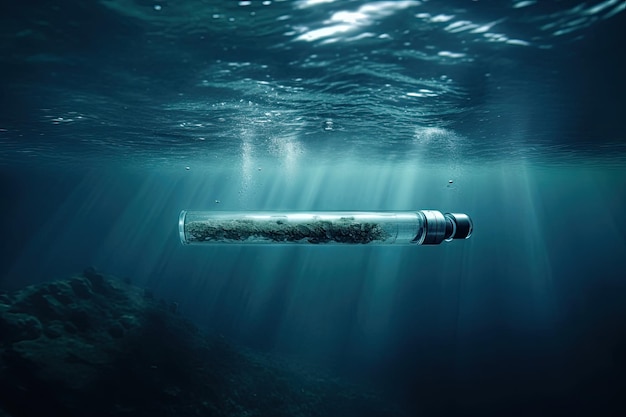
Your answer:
[185,217,392,244]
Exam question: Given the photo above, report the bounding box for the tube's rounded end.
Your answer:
[179,210,188,244]
[445,213,473,240]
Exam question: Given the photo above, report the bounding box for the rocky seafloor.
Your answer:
[0,269,405,417]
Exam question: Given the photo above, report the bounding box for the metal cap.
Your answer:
[445,213,473,240]
[420,210,448,245]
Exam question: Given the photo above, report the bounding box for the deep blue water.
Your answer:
[1,0,626,416]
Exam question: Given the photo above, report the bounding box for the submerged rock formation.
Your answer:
[0,269,404,417]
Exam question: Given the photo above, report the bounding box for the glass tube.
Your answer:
[179,210,472,246]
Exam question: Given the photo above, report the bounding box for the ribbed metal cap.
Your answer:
[420,210,447,245]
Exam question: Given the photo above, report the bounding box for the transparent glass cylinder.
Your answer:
[179,210,472,246]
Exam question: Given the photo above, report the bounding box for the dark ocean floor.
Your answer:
[0,269,404,417]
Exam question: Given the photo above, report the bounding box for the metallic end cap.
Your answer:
[445,213,473,239]
[420,210,447,245]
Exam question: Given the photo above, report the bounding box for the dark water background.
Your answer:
[2,0,626,415]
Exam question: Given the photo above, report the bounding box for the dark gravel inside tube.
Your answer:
[185,217,392,244]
